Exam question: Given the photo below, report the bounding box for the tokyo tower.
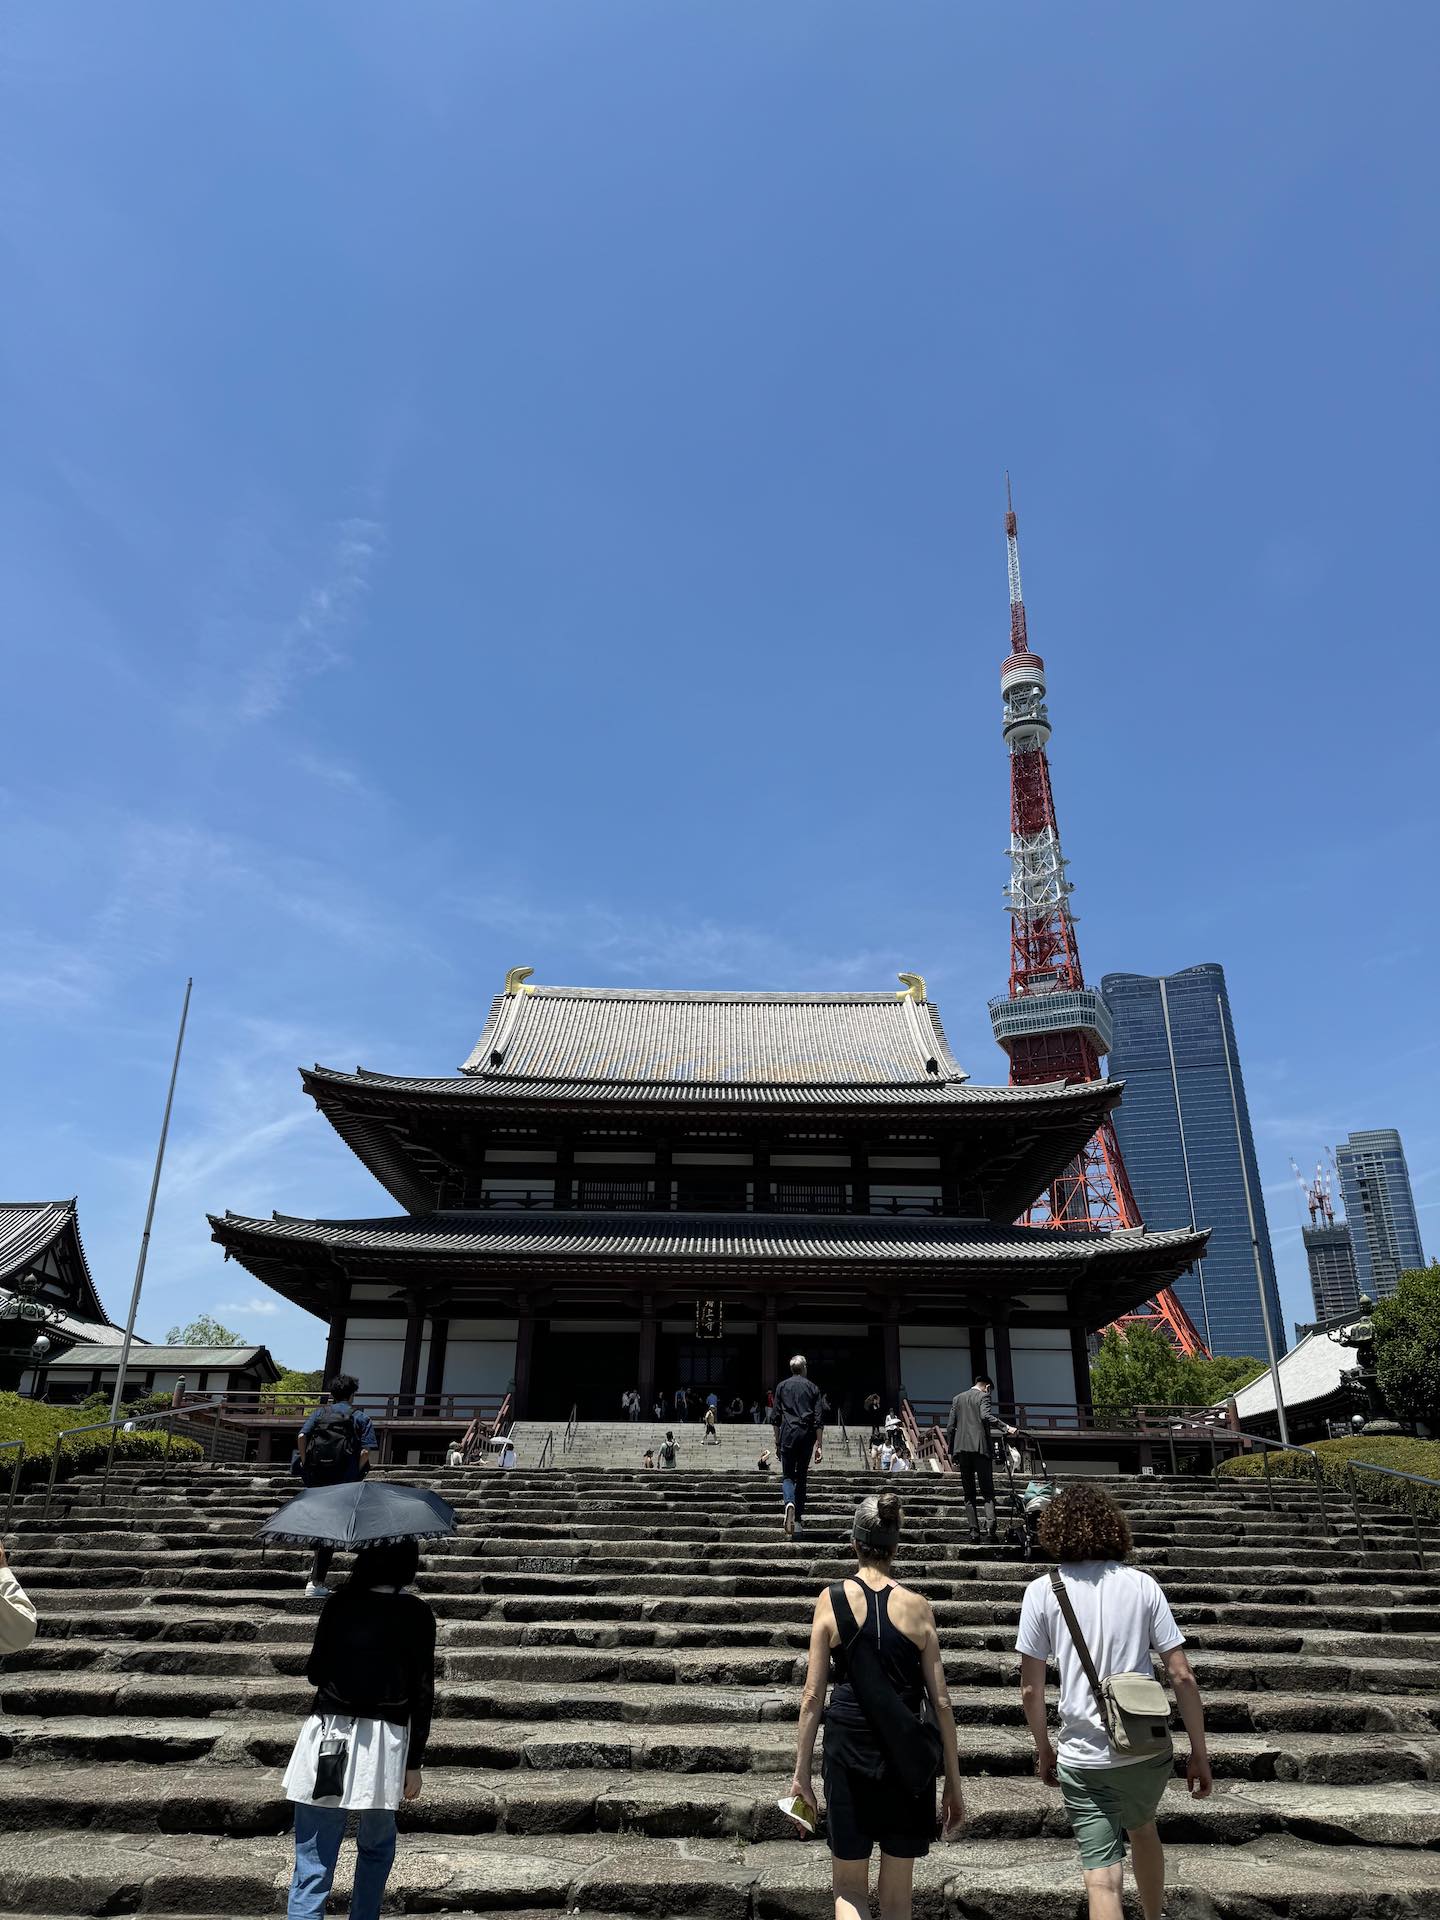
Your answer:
[986,481,1207,1357]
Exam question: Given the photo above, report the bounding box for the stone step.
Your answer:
[8,1633,1438,1698]
[8,1670,1439,1735]
[31,1608,1438,1659]
[4,1827,1440,1917]
[7,1712,1438,1788]
[5,1760,1440,1850]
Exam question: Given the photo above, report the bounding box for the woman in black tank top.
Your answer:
[789,1492,965,1919]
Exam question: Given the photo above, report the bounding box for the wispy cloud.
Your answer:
[216,1295,282,1317]
[236,514,385,723]
[0,930,108,1011]
[292,749,374,795]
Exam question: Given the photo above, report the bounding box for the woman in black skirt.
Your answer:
[789,1491,965,1919]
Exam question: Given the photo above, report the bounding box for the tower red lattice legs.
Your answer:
[987,481,1206,1359]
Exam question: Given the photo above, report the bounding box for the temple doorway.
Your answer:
[655,1331,760,1418]
[776,1329,884,1426]
[528,1325,639,1420]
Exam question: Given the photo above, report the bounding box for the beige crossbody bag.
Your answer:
[1048,1569,1174,1761]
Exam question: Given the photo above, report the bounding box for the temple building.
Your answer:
[209,973,1208,1421]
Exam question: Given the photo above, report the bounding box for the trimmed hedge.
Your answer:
[1218,1434,1440,1522]
[0,1391,204,1493]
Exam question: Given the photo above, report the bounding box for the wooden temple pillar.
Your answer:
[969,1324,988,1385]
[992,1321,1016,1413]
[323,1282,349,1385]
[513,1309,537,1417]
[882,1299,902,1408]
[760,1294,779,1393]
[424,1315,449,1408]
[398,1299,425,1410]
[638,1294,658,1408]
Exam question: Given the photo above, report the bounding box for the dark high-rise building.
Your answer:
[1303,1220,1359,1326]
[1335,1129,1424,1300]
[1100,963,1284,1359]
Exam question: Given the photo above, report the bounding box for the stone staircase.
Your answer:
[2,1457,1439,1916]
[505,1418,863,1472]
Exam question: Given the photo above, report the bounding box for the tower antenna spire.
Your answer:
[986,485,1207,1358]
[1004,473,1028,654]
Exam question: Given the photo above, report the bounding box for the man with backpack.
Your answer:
[770,1354,824,1538]
[659,1430,679,1468]
[297,1374,378,1597]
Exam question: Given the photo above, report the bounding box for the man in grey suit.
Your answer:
[944,1374,1016,1544]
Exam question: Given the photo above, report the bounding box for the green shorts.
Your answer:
[1057,1751,1172,1870]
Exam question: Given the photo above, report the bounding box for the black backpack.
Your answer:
[306,1404,358,1481]
[660,1440,677,1466]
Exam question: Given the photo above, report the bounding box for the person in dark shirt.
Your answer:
[282,1538,436,1920]
[770,1354,825,1538]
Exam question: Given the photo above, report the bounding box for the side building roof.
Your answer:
[0,1200,115,1339]
[47,1342,282,1379]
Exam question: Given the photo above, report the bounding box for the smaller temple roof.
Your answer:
[48,1342,281,1379]
[0,1201,113,1337]
[1229,1316,1360,1423]
[211,1206,1208,1330]
[459,981,968,1089]
[217,1208,1204,1266]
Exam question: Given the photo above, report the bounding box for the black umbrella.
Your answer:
[256,1480,456,1549]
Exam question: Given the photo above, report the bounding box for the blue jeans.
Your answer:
[289,1803,397,1919]
[781,1433,813,1524]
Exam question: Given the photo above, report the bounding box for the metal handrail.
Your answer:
[537,1430,556,1470]
[562,1404,579,1454]
[1227,1428,1333,1530]
[40,1406,196,1520]
[1,1439,23,1530]
[1343,1459,1439,1569]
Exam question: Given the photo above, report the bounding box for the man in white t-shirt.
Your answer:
[1015,1485,1211,1920]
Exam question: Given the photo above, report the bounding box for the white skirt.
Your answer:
[283,1712,410,1812]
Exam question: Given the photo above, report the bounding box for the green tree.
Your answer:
[1182,1352,1267,1405]
[1089,1322,1183,1416]
[273,1366,324,1396]
[165,1315,243,1346]
[1090,1324,1266,1418]
[1372,1264,1440,1429]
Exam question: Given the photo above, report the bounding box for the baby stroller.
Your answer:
[999,1433,1056,1560]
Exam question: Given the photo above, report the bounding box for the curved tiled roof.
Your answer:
[0,1200,111,1329]
[213,1207,1206,1269]
[458,985,968,1088]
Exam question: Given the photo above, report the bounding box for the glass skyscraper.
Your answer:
[1100,963,1285,1359]
[1303,1221,1359,1326]
[1334,1129,1424,1300]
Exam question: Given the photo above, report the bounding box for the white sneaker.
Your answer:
[305,1582,332,1598]
[784,1501,796,1538]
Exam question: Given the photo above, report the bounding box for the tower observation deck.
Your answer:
[987,484,1207,1357]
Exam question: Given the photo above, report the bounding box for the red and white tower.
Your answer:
[987,481,1207,1356]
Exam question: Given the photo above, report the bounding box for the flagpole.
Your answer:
[110,979,193,1426]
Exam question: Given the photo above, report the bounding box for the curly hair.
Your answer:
[1036,1483,1133,1563]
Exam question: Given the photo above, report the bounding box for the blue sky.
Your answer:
[2,3,1436,1368]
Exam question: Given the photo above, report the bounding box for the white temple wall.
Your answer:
[442,1318,518,1399]
[899,1327,972,1405]
[1009,1326,1077,1408]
